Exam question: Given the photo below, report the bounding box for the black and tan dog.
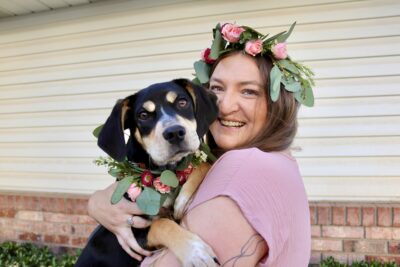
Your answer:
[75,79,219,267]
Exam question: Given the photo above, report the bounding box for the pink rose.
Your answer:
[153,177,171,194]
[245,39,263,56]
[127,183,142,201]
[271,42,288,59]
[221,23,245,43]
[200,48,215,64]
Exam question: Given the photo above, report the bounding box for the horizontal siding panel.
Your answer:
[2,53,400,86]
[292,136,400,157]
[298,157,400,176]
[1,14,399,60]
[299,95,400,118]
[0,171,110,194]
[304,177,400,201]
[298,116,400,137]
[0,0,394,44]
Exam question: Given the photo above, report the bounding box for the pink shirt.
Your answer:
[142,148,311,266]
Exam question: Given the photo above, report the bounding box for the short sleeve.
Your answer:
[187,148,299,264]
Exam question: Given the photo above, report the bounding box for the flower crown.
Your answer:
[193,22,315,107]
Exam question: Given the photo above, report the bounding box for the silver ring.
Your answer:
[127,215,134,227]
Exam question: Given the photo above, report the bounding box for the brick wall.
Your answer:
[0,192,97,251]
[1,192,399,265]
[309,202,400,265]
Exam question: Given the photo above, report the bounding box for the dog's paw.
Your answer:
[173,193,189,220]
[178,235,219,267]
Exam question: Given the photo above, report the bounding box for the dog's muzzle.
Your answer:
[163,125,186,144]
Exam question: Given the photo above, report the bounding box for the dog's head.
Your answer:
[97,79,218,166]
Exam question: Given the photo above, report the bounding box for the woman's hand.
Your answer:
[88,182,153,261]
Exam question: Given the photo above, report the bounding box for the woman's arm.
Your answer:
[151,196,268,266]
[88,182,153,260]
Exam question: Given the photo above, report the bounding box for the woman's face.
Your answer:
[209,53,268,150]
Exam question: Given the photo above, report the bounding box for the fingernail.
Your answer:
[213,257,221,265]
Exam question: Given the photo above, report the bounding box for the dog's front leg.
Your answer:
[174,162,211,220]
[147,218,218,267]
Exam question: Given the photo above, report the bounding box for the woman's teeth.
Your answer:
[220,120,245,127]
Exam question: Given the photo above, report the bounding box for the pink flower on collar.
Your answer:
[221,23,245,43]
[153,177,171,194]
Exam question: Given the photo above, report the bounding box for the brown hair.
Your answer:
[206,51,300,153]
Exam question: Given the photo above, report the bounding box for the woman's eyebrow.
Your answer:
[238,81,263,87]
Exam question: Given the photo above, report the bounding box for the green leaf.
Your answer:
[92,124,103,138]
[270,65,282,102]
[282,78,301,92]
[277,21,296,43]
[191,77,201,86]
[294,84,314,107]
[176,155,193,171]
[111,176,134,204]
[210,25,226,59]
[136,187,161,215]
[280,59,299,74]
[199,142,217,162]
[160,170,179,188]
[194,60,211,84]
[108,168,121,178]
[263,31,286,44]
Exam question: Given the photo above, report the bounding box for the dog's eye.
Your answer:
[177,98,188,108]
[138,111,150,120]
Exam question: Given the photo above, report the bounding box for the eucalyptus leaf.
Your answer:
[270,65,282,102]
[108,168,121,178]
[136,187,161,215]
[277,22,296,43]
[111,176,134,204]
[210,26,226,59]
[176,155,193,171]
[92,124,103,138]
[263,31,286,44]
[160,170,179,188]
[282,80,301,92]
[280,59,299,74]
[194,60,211,84]
[192,77,201,86]
[294,85,314,107]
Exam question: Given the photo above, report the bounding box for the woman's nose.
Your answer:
[217,90,239,115]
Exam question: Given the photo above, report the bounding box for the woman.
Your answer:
[88,22,313,266]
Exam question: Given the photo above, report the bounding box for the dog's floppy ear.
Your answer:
[173,79,218,138]
[98,98,133,162]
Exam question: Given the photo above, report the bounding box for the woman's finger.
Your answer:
[116,235,143,261]
[127,215,152,229]
[118,197,145,215]
[123,230,153,257]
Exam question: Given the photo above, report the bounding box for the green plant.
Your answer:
[0,241,80,267]
[320,256,398,267]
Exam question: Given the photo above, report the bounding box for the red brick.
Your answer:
[0,208,16,218]
[378,207,392,226]
[346,207,361,226]
[70,214,96,225]
[0,227,16,239]
[388,241,400,254]
[71,237,88,247]
[393,208,400,227]
[311,225,321,237]
[322,226,364,239]
[15,210,44,221]
[365,255,400,265]
[0,195,7,208]
[322,252,348,263]
[44,234,69,245]
[18,232,42,242]
[343,240,386,254]
[362,207,376,226]
[366,227,397,239]
[318,206,331,225]
[309,205,317,225]
[312,238,342,252]
[43,212,71,223]
[332,207,345,225]
[65,198,88,215]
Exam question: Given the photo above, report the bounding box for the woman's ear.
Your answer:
[97,97,134,162]
[173,79,219,138]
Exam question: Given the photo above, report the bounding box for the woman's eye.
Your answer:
[242,89,259,96]
[177,98,188,108]
[138,111,150,120]
[210,85,224,93]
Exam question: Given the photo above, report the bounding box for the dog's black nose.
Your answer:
[163,125,186,144]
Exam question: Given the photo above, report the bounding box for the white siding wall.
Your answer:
[0,0,399,200]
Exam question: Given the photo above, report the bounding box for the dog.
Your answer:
[75,79,219,267]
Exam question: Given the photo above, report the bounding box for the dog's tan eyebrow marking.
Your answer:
[143,101,156,112]
[166,91,178,103]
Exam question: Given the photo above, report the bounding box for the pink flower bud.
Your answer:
[200,48,215,64]
[221,23,245,43]
[127,184,142,202]
[245,39,263,56]
[140,171,153,187]
[271,42,288,59]
[153,177,171,194]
